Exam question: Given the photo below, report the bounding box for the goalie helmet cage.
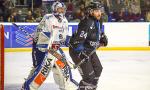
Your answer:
[0,24,4,90]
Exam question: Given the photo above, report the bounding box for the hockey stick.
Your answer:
[73,48,96,69]
[69,43,97,69]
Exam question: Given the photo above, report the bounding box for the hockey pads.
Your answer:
[99,33,108,46]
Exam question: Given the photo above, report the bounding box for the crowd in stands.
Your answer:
[0,0,150,22]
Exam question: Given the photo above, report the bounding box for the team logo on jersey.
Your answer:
[53,25,63,29]
[90,41,99,47]
[59,34,63,39]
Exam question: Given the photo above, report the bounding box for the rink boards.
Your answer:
[1,22,150,51]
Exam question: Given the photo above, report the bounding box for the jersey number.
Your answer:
[80,31,87,38]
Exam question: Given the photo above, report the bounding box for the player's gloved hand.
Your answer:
[99,33,108,47]
[78,51,89,62]
[65,35,71,47]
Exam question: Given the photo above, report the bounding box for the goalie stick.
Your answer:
[47,48,79,86]
[47,46,96,69]
[47,48,75,69]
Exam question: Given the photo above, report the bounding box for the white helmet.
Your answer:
[52,1,66,22]
[52,1,66,13]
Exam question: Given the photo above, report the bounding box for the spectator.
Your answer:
[102,12,108,22]
[8,11,18,22]
[146,11,150,22]
[25,10,35,22]
[66,0,74,12]
[65,0,74,21]
[126,8,134,21]
[34,8,42,22]
[111,0,123,12]
[0,9,3,17]
[3,0,14,22]
[102,0,110,15]
[3,0,15,9]
[72,8,85,22]
[118,8,126,21]
[0,16,4,22]
[17,10,25,22]
[108,11,117,22]
[130,0,141,15]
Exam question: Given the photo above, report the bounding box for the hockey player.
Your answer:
[21,1,78,90]
[69,2,108,90]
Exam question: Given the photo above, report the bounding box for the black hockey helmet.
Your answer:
[89,2,103,10]
[86,1,104,13]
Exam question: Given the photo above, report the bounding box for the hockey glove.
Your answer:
[65,35,71,47]
[99,33,108,47]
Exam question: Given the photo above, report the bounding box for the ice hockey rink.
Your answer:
[4,50,150,90]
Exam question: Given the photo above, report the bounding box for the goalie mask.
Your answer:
[52,1,66,22]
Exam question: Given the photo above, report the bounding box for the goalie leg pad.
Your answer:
[22,53,53,90]
[52,60,78,90]
[32,46,46,67]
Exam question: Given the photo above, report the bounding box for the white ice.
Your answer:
[4,51,150,90]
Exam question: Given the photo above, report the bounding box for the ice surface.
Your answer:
[4,51,150,90]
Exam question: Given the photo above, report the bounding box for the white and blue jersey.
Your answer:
[32,14,68,67]
[33,14,68,52]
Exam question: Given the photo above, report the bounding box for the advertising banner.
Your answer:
[3,23,78,48]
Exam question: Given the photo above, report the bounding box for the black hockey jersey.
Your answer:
[69,16,102,54]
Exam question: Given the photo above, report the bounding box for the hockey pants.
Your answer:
[69,48,103,90]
